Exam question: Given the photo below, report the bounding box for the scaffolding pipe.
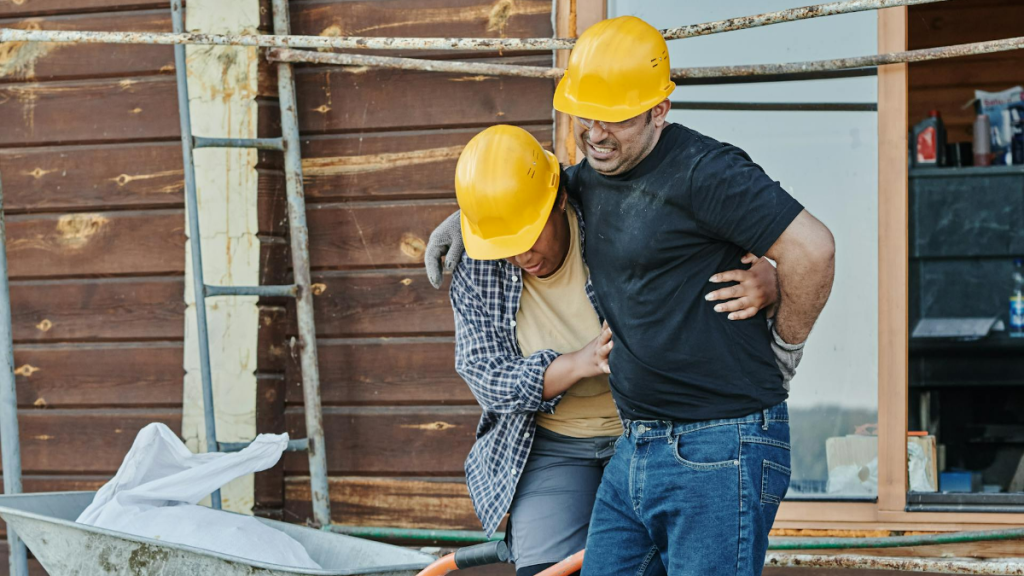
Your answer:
[675,35,1024,78]
[0,0,944,52]
[266,48,561,78]
[329,523,1024,550]
[270,35,1024,82]
[771,527,1024,550]
[765,553,1024,574]
[329,525,504,543]
[271,0,332,530]
[661,0,940,40]
[0,172,28,576]
[170,0,222,510]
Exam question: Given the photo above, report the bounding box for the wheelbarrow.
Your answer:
[0,491,435,575]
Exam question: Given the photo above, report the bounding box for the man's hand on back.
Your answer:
[764,210,836,345]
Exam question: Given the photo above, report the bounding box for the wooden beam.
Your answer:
[553,0,606,165]
[553,0,577,166]
[877,5,909,514]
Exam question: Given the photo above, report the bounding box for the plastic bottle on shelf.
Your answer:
[974,114,992,167]
[1012,258,1024,338]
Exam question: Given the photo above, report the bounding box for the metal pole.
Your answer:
[0,0,947,52]
[765,553,1024,574]
[170,0,221,510]
[0,171,28,576]
[271,0,331,530]
[269,35,1024,82]
[662,0,940,40]
[267,48,561,78]
[673,35,1024,79]
[771,526,1024,550]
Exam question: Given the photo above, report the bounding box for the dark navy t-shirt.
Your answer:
[568,123,804,422]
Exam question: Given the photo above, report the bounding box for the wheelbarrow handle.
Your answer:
[535,550,585,576]
[415,541,509,576]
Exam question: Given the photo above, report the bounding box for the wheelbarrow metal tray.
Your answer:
[0,492,434,576]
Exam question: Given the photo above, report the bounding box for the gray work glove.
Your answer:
[425,210,464,289]
[768,319,804,391]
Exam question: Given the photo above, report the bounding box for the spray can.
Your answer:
[913,110,946,166]
[974,114,992,167]
[1012,258,1024,338]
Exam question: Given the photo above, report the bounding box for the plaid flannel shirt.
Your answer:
[449,202,601,536]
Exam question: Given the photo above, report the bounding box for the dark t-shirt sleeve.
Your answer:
[687,145,804,257]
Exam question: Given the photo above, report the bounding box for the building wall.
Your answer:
[0,1,283,572]
[265,1,554,542]
[0,1,182,572]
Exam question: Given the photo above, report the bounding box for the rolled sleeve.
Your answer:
[451,265,564,415]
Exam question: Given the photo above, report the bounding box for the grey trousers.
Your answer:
[505,427,618,569]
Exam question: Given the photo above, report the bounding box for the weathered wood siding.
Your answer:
[265,1,554,572]
[0,2,178,572]
[0,1,282,572]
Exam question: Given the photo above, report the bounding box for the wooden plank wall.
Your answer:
[0,1,283,573]
[0,1,180,572]
[908,0,1024,143]
[267,0,554,571]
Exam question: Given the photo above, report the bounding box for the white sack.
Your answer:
[77,423,319,569]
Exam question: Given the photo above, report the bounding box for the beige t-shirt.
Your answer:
[516,206,623,438]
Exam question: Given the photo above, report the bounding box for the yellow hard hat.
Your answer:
[455,125,560,261]
[553,16,675,122]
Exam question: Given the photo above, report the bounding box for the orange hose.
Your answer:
[415,554,458,576]
[535,550,585,576]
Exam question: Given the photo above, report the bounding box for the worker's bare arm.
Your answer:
[764,210,835,344]
[541,321,612,400]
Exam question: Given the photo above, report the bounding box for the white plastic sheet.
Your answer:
[77,423,320,569]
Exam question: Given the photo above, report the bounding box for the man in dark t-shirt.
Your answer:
[550,16,835,576]
[424,15,835,576]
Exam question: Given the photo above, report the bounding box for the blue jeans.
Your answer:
[581,403,791,576]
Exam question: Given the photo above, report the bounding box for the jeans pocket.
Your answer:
[761,460,791,505]
[671,426,740,471]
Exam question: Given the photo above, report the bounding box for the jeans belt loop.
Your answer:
[762,409,770,431]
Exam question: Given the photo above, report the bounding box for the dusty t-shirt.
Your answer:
[570,122,804,422]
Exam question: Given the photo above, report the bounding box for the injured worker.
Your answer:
[434,124,796,575]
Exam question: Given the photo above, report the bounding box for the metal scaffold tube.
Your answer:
[271,0,331,530]
[0,172,28,576]
[268,35,1024,81]
[674,35,1024,79]
[765,553,1024,574]
[170,0,222,510]
[0,0,945,52]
